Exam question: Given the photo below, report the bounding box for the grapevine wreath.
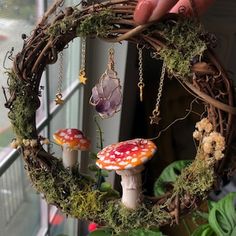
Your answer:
[4,0,236,234]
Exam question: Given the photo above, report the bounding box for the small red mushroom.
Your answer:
[53,128,90,168]
[96,138,156,209]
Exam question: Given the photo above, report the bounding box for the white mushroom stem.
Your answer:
[62,146,78,168]
[116,165,144,209]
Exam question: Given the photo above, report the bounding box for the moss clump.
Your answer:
[157,18,207,77]
[6,70,38,139]
[102,201,172,234]
[47,15,75,37]
[27,158,101,215]
[76,9,116,37]
[47,8,116,38]
[174,158,215,197]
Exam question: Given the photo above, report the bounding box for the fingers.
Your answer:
[134,0,178,25]
[134,0,215,25]
[170,0,215,15]
[149,0,179,22]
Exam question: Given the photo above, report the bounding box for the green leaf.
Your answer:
[101,170,109,177]
[208,192,236,236]
[100,182,112,192]
[191,224,215,236]
[154,160,192,196]
[88,164,99,172]
[127,229,164,236]
[208,200,217,211]
[88,230,111,236]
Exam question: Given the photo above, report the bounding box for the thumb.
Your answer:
[134,0,178,24]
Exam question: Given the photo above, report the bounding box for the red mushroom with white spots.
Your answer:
[96,138,157,209]
[53,128,90,168]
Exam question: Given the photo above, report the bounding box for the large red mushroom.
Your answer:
[96,138,157,209]
[53,128,90,168]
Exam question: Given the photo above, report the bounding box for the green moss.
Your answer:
[47,16,75,37]
[47,8,116,38]
[157,19,207,77]
[6,70,38,139]
[76,9,115,37]
[174,159,215,197]
[103,201,172,234]
[8,95,37,139]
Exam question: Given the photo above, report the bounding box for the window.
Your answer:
[0,1,82,235]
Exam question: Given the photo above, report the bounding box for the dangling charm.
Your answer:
[137,44,145,102]
[55,93,64,105]
[150,62,166,125]
[79,38,87,85]
[90,47,122,119]
[54,52,64,105]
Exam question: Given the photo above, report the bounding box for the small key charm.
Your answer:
[138,81,145,102]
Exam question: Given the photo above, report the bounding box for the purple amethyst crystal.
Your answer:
[90,69,122,118]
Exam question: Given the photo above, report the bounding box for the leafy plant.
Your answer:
[192,192,236,236]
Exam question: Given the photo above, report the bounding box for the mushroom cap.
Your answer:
[96,138,157,170]
[53,128,90,151]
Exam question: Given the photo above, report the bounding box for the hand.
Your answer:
[134,0,215,25]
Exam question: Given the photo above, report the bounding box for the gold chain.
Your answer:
[137,44,145,102]
[79,37,87,84]
[150,62,166,125]
[108,47,115,71]
[54,52,64,105]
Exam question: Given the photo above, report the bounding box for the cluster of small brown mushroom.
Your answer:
[193,118,225,162]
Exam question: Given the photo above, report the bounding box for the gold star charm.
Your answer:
[54,93,64,105]
[150,115,162,125]
[150,108,161,125]
[79,69,87,85]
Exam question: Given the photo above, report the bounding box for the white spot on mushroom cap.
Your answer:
[119,161,128,165]
[131,158,137,163]
[104,159,112,164]
[98,155,105,161]
[106,165,120,170]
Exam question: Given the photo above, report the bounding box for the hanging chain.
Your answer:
[137,44,145,102]
[108,47,115,71]
[79,37,87,84]
[150,62,166,125]
[54,52,64,105]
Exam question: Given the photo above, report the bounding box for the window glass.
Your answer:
[0,155,41,236]
[0,1,81,235]
[0,0,38,156]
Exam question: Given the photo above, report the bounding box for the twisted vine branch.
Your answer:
[5,0,236,232]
